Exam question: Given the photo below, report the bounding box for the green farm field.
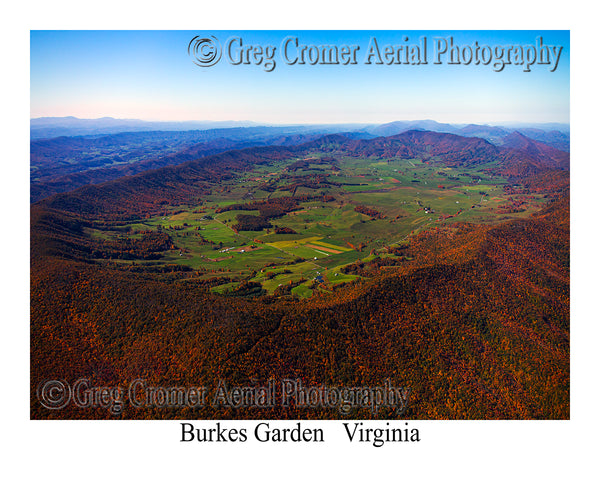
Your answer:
[88,153,548,297]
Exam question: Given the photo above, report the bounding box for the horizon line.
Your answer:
[30,116,571,127]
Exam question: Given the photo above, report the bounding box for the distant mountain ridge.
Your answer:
[365,119,570,151]
[36,129,569,222]
[30,127,368,202]
[31,116,570,149]
[30,119,570,203]
[30,116,371,140]
[30,117,261,139]
[305,129,569,173]
[311,130,500,168]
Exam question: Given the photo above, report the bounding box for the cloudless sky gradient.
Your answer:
[30,30,569,125]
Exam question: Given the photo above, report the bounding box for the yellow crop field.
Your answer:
[266,236,323,249]
[311,240,352,252]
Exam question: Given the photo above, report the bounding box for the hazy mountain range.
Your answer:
[30,117,570,203]
[363,120,570,151]
[30,116,371,140]
[31,116,569,141]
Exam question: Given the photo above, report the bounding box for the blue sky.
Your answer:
[30,30,569,124]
